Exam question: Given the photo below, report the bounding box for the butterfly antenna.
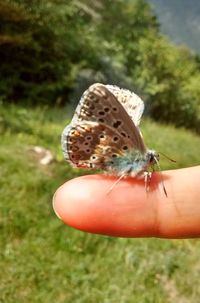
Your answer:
[154,157,168,197]
[106,173,126,195]
[158,151,176,163]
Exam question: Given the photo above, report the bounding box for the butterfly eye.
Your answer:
[149,154,155,162]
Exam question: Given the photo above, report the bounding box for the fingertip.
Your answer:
[52,175,114,223]
[52,174,158,237]
[52,175,107,224]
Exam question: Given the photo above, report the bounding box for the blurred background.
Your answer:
[1,0,200,302]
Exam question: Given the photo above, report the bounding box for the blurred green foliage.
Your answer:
[0,0,200,132]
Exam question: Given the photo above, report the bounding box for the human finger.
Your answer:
[53,166,200,238]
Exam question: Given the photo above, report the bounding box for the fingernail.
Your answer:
[52,190,62,220]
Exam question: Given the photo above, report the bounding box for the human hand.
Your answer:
[53,166,200,238]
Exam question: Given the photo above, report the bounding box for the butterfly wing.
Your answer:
[105,84,144,126]
[62,83,146,169]
[62,121,135,169]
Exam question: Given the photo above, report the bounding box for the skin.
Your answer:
[53,166,200,239]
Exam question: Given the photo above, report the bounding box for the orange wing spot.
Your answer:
[71,146,79,152]
[99,125,105,131]
[73,154,81,160]
[74,130,80,136]
[86,126,93,131]
[80,125,91,132]
[77,163,89,168]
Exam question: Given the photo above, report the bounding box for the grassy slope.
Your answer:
[1,103,200,303]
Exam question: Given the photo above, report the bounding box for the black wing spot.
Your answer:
[121,132,127,137]
[122,146,128,151]
[104,107,110,112]
[113,120,122,128]
[98,111,105,116]
[98,118,104,123]
[86,135,92,141]
[113,136,119,142]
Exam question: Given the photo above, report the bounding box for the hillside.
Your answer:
[148,0,200,52]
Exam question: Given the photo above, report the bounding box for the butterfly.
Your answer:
[61,83,164,194]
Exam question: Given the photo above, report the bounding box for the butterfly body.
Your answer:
[62,83,159,187]
[105,149,159,177]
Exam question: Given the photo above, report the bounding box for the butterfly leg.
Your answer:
[106,173,127,195]
[144,171,152,193]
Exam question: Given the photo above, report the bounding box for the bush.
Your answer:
[0,0,200,133]
[132,34,200,132]
[0,0,99,104]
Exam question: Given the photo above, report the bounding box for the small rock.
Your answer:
[29,146,55,165]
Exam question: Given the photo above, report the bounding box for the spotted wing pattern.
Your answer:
[106,85,144,126]
[62,83,146,169]
[62,121,135,169]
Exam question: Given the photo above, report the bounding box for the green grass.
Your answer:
[1,103,200,303]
